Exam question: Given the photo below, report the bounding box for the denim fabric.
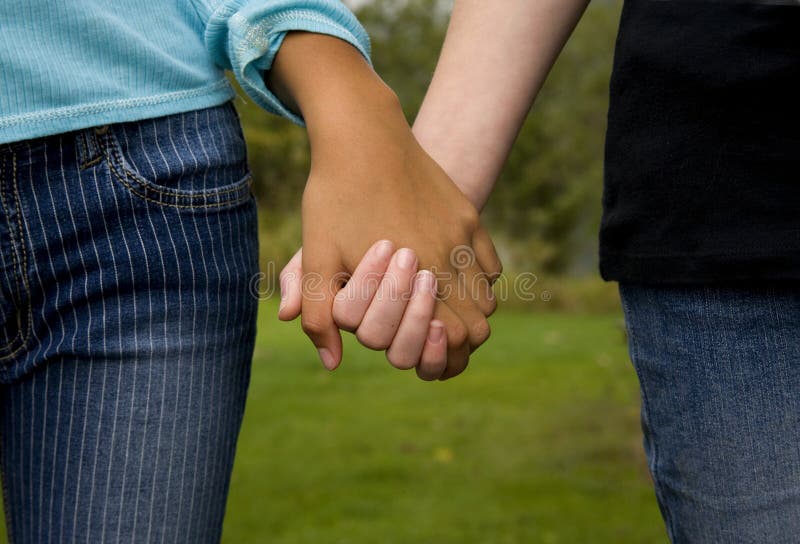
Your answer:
[619,282,800,543]
[0,102,259,543]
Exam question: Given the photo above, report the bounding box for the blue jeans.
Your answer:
[619,283,800,543]
[0,102,259,543]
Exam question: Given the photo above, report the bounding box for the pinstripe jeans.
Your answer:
[0,102,259,543]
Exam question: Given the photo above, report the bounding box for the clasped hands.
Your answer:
[279,233,500,381]
[276,106,502,381]
[269,33,501,380]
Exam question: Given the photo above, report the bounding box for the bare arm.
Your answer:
[413,0,590,210]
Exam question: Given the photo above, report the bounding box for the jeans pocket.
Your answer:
[0,151,32,365]
[99,104,254,210]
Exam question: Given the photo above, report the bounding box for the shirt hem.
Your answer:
[0,80,235,145]
[599,250,800,286]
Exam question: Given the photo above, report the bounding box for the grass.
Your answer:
[0,302,668,543]
[221,302,666,543]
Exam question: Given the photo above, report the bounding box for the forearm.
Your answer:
[268,32,408,153]
[412,0,589,210]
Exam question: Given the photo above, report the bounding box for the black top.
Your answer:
[599,0,800,285]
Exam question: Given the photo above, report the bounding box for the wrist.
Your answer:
[304,76,407,143]
[269,32,406,137]
[412,123,491,211]
[443,180,489,212]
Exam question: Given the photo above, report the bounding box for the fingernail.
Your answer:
[428,322,445,343]
[397,248,416,271]
[414,270,434,294]
[318,348,336,370]
[374,240,394,260]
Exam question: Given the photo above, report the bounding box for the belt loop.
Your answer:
[77,125,105,170]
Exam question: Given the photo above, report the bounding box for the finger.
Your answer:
[437,268,492,351]
[460,261,497,317]
[452,238,497,317]
[429,300,471,380]
[333,239,394,332]
[278,248,304,321]
[301,251,344,371]
[386,270,437,370]
[472,226,503,281]
[416,320,447,381]
[356,248,418,350]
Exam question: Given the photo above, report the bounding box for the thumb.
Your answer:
[278,248,304,321]
[301,248,345,371]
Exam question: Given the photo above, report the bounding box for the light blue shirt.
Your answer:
[0,0,371,144]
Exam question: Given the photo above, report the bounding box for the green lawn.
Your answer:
[0,303,668,543]
[221,303,666,543]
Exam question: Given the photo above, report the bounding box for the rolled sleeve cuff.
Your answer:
[204,1,372,126]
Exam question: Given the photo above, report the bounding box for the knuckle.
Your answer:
[332,303,359,332]
[446,321,468,348]
[386,350,416,371]
[462,207,481,231]
[484,296,498,317]
[406,307,432,324]
[300,314,330,337]
[469,319,491,346]
[356,328,391,351]
[471,274,494,300]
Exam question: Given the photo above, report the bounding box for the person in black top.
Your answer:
[602,0,800,284]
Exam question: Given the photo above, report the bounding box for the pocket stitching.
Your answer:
[101,129,253,209]
[0,152,33,363]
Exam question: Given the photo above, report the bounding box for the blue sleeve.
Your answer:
[190,0,372,126]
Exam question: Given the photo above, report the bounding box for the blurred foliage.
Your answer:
[496,274,622,315]
[234,0,622,282]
